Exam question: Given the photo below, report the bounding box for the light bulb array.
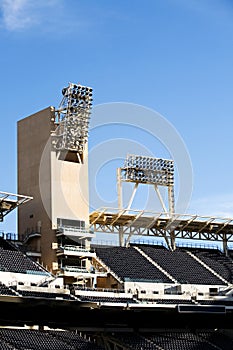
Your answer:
[52,83,92,154]
[121,154,174,186]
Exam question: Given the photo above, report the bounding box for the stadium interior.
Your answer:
[1,83,233,349]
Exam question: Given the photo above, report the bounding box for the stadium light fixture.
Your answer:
[52,82,93,155]
[117,154,175,215]
[120,154,174,186]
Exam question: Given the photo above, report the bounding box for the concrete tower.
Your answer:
[17,83,93,274]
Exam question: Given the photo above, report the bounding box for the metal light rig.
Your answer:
[117,154,175,215]
[52,82,93,159]
[0,191,32,222]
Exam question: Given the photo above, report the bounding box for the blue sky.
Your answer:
[1,0,233,238]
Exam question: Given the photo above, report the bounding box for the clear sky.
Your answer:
[1,0,233,239]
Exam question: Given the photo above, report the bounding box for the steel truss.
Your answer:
[0,191,32,221]
[89,207,233,253]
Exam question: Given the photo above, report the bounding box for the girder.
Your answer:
[90,208,233,252]
[0,191,32,222]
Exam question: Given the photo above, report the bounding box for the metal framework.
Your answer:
[117,154,175,214]
[89,207,233,253]
[52,82,93,155]
[0,191,33,221]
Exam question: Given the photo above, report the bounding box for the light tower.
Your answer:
[117,154,175,246]
[17,82,94,274]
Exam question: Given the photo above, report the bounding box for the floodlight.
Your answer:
[121,154,174,186]
[117,154,175,214]
[52,82,93,154]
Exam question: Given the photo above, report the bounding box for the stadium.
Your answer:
[1,82,233,349]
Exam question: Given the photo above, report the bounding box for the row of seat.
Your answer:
[95,245,232,285]
[77,295,137,303]
[0,328,104,350]
[139,245,226,285]
[112,330,233,350]
[0,247,48,274]
[95,246,173,283]
[0,327,232,350]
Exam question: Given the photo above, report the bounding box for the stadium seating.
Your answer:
[0,281,17,296]
[95,246,173,283]
[189,248,233,283]
[0,237,49,275]
[137,245,227,285]
[0,327,233,349]
[0,328,105,350]
[1,237,233,348]
[76,295,138,303]
[110,330,233,349]
[14,289,76,300]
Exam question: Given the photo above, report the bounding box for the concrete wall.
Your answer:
[17,107,53,237]
[17,106,90,272]
[50,146,89,229]
[17,106,56,271]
